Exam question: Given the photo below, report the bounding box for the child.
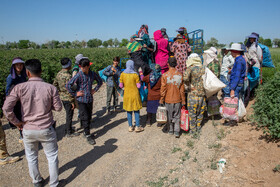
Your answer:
[159,57,185,138]
[119,60,144,132]
[103,56,122,114]
[66,58,102,145]
[53,58,79,137]
[5,57,27,143]
[141,64,162,127]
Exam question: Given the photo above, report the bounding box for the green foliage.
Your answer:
[208,143,222,149]
[87,38,102,48]
[171,147,182,153]
[18,40,30,49]
[0,48,129,116]
[252,71,280,139]
[273,164,280,172]
[273,38,280,48]
[217,128,226,140]
[187,140,194,149]
[146,176,168,187]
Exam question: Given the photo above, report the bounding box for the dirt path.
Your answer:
[1,84,279,187]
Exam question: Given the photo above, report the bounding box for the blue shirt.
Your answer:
[229,56,246,91]
[66,70,103,103]
[6,74,27,96]
[103,65,122,87]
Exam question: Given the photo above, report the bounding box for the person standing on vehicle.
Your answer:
[3,59,63,187]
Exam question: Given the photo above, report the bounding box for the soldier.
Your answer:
[53,58,79,137]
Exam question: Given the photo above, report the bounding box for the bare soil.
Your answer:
[1,84,279,187]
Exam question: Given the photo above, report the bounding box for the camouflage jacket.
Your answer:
[53,69,74,103]
[183,65,205,97]
[207,59,220,78]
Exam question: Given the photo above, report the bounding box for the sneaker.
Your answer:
[33,178,45,187]
[66,132,80,138]
[86,135,96,145]
[174,132,180,138]
[128,126,134,132]
[135,126,144,133]
[0,156,20,165]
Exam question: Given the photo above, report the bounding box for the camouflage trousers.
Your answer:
[187,94,206,132]
[0,121,9,159]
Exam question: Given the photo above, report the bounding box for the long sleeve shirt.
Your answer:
[2,77,62,130]
[66,70,103,103]
[160,67,185,105]
[5,74,27,96]
[229,56,246,91]
[247,42,262,69]
[220,54,235,79]
[103,65,122,87]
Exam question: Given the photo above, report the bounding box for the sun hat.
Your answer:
[227,43,244,51]
[75,54,84,64]
[176,28,184,32]
[247,32,259,39]
[12,58,25,65]
[62,59,72,69]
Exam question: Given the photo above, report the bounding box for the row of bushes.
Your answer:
[252,48,280,139]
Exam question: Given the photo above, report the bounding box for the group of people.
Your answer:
[0,24,262,187]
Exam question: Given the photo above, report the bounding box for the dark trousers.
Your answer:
[106,85,118,110]
[78,101,93,135]
[9,101,23,138]
[62,101,74,134]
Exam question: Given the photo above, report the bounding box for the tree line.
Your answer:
[0,38,129,50]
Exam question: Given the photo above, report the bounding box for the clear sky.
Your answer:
[0,0,279,45]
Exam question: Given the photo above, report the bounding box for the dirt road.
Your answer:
[1,84,279,187]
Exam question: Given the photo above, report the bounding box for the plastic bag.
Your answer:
[207,95,221,116]
[180,106,189,131]
[238,98,246,121]
[202,67,226,98]
[156,106,167,124]
[139,83,148,102]
[98,68,108,82]
[222,97,238,121]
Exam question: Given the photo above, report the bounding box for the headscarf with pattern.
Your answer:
[149,63,162,88]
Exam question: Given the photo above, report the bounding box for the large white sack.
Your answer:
[202,67,226,98]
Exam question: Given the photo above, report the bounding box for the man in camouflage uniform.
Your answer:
[184,54,206,134]
[53,58,79,137]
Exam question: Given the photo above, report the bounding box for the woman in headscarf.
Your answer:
[119,60,144,132]
[183,54,206,134]
[141,64,162,127]
[153,30,169,74]
[203,47,220,78]
[171,35,192,74]
[138,25,154,67]
[5,57,27,143]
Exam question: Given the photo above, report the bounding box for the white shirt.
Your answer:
[247,42,262,69]
[220,54,235,79]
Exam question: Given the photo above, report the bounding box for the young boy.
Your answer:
[66,58,102,145]
[159,57,185,138]
[53,57,79,137]
[103,56,122,114]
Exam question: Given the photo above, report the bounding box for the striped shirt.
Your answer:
[66,70,103,103]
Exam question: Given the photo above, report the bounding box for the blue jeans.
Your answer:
[220,75,230,97]
[234,85,243,98]
[127,111,140,127]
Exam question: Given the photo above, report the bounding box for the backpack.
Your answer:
[258,43,275,68]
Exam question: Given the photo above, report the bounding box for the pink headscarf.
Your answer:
[153,30,169,73]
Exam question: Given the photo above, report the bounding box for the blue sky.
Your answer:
[0,0,279,45]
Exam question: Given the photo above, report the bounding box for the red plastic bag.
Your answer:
[180,106,189,131]
[222,97,238,121]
